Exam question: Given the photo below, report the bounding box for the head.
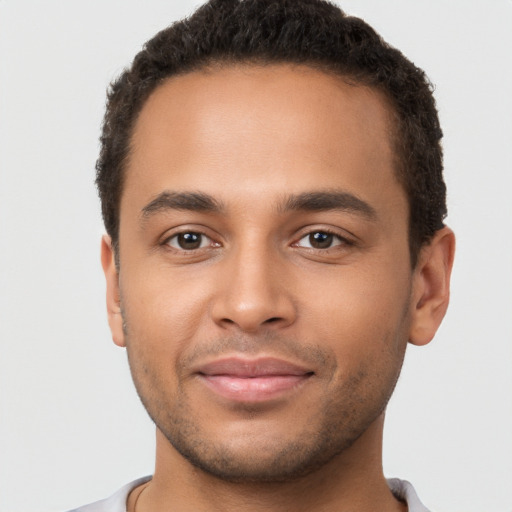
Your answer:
[99,0,454,485]
[97,0,446,269]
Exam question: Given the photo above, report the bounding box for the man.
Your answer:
[71,0,455,510]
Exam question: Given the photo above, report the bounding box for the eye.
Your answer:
[295,231,346,250]
[166,231,213,250]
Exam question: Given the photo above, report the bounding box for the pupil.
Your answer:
[310,232,333,249]
[178,232,201,249]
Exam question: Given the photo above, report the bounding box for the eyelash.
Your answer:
[163,231,219,251]
[162,227,354,253]
[292,229,354,251]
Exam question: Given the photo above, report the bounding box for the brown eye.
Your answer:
[309,232,334,249]
[167,232,209,250]
[295,231,345,250]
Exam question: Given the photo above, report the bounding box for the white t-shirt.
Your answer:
[67,476,431,511]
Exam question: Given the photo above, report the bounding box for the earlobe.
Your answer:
[409,227,456,346]
[100,235,126,347]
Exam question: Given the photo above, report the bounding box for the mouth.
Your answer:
[195,357,315,403]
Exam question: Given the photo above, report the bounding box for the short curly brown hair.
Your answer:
[96,0,446,266]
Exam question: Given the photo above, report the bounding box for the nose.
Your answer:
[211,245,297,333]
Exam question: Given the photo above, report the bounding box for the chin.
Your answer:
[155,406,372,484]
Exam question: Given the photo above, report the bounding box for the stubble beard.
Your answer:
[148,371,392,484]
[124,326,407,484]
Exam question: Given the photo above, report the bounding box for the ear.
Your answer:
[100,235,126,347]
[409,227,456,346]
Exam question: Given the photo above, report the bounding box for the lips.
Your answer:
[195,357,314,403]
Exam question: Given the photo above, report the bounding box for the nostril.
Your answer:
[264,317,281,324]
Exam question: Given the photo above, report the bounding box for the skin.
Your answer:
[102,64,455,512]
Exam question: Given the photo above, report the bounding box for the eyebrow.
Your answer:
[280,191,377,219]
[141,191,224,220]
[140,189,376,222]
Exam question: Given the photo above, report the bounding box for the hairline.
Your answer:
[113,59,424,268]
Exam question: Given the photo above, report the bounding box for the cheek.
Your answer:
[120,265,212,356]
[299,261,412,357]
[120,271,202,408]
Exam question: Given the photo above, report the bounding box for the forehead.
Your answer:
[124,64,402,216]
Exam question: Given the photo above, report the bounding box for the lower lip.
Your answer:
[199,374,311,402]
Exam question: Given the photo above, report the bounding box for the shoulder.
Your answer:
[387,478,432,512]
[66,476,152,512]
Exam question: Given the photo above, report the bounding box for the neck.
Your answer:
[134,414,406,512]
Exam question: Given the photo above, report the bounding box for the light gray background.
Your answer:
[1,1,511,511]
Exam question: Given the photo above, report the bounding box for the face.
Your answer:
[107,65,418,482]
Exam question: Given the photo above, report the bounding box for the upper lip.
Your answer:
[195,357,313,377]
